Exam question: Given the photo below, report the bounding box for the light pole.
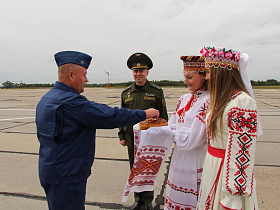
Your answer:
[105,71,110,88]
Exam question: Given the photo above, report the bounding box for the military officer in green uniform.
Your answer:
[118,52,168,210]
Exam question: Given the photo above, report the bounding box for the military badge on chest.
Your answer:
[144,93,155,101]
[124,92,133,103]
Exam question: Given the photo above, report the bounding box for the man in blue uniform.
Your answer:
[36,51,159,210]
[119,52,168,210]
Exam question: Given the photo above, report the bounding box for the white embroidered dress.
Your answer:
[164,88,210,210]
[197,91,259,210]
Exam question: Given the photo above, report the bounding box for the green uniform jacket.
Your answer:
[118,80,168,169]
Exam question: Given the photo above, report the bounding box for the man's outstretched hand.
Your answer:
[144,108,159,119]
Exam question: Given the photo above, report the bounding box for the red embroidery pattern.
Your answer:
[225,133,233,194]
[177,88,205,123]
[206,113,211,144]
[178,96,196,124]
[229,91,242,101]
[173,98,183,115]
[196,99,210,124]
[197,190,202,210]
[250,171,255,196]
[197,168,203,173]
[190,96,198,109]
[228,108,257,134]
[165,196,196,210]
[129,157,162,183]
[123,145,168,196]
[167,180,198,196]
[134,130,140,155]
[178,96,197,123]
[205,157,225,210]
[226,107,257,196]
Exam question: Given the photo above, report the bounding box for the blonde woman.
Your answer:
[197,47,263,210]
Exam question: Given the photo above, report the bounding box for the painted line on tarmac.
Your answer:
[0,109,35,111]
[260,89,278,92]
[257,140,280,143]
[0,192,131,209]
[0,121,34,132]
[1,131,36,134]
[96,136,119,139]
[260,114,280,116]
[0,150,38,156]
[0,192,46,201]
[0,117,35,122]
[0,150,130,161]
[259,101,280,108]
[255,164,280,167]
[2,150,279,167]
[0,150,173,164]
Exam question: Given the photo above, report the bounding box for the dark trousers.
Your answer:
[134,191,154,203]
[41,180,87,210]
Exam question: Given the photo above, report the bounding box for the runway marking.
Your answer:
[0,117,35,122]
[0,109,35,111]
[259,101,280,108]
[260,89,278,92]
[0,192,128,209]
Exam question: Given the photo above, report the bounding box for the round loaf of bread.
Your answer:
[139,118,168,130]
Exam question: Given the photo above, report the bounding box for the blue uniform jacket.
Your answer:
[36,81,146,184]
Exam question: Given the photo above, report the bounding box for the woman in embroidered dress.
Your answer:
[196,47,263,210]
[164,56,210,210]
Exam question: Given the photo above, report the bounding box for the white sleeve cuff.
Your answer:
[219,195,242,210]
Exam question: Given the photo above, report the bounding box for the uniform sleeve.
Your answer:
[173,102,208,150]
[118,92,126,140]
[157,89,168,121]
[65,95,146,129]
[220,96,258,209]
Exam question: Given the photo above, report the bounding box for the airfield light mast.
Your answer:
[105,71,110,88]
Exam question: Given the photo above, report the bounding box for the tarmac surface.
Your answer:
[0,87,279,210]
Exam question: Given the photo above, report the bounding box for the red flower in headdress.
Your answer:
[208,48,216,57]
[217,50,225,58]
[225,51,234,59]
[235,51,241,61]
[200,48,208,56]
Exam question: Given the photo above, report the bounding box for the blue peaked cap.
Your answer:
[54,51,92,69]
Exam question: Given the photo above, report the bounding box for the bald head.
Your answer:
[58,63,78,82]
[58,63,88,94]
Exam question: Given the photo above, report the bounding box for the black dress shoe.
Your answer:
[144,202,153,210]
[131,202,141,210]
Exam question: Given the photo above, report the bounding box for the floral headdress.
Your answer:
[180,55,205,72]
[200,46,263,136]
[200,47,241,70]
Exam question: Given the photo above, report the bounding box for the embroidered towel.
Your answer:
[122,124,173,202]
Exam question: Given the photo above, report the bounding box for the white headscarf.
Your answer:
[238,53,254,98]
[238,52,263,136]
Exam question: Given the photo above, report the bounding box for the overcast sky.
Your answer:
[1,0,279,84]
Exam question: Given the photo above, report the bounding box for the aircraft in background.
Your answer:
[1,81,15,88]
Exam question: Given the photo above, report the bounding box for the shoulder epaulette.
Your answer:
[150,83,161,90]
[123,85,132,92]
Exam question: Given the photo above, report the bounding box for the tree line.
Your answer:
[1,79,280,88]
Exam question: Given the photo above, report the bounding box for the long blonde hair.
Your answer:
[207,66,248,139]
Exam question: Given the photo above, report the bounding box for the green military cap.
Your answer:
[127,52,153,70]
